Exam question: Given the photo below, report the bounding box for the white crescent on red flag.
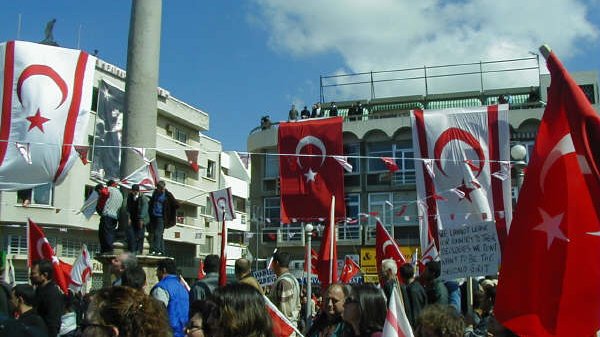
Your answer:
[27,218,70,293]
[376,220,406,285]
[411,106,512,252]
[0,41,95,190]
[495,49,600,337]
[339,256,361,283]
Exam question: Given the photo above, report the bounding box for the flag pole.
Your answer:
[539,44,552,60]
[305,222,314,330]
[329,195,335,285]
[219,207,228,286]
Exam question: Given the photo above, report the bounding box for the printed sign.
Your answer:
[439,222,500,280]
[252,268,277,287]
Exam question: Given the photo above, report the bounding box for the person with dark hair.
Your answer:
[307,283,349,337]
[98,179,123,254]
[235,258,263,295]
[341,284,386,337]
[151,259,189,337]
[186,300,217,337]
[30,259,64,337]
[399,263,426,328]
[288,104,299,121]
[190,255,220,302]
[110,252,138,286]
[121,265,147,290]
[82,286,171,337]
[11,284,48,336]
[58,292,77,337]
[421,261,448,306]
[148,181,179,256]
[208,283,274,337]
[126,183,149,254]
[329,102,338,117]
[270,250,301,333]
[414,304,464,337]
[300,106,311,119]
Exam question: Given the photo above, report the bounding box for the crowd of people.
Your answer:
[0,248,516,337]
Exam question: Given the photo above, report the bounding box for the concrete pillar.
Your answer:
[121,0,162,177]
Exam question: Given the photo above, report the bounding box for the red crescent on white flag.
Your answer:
[17,65,68,108]
[434,127,485,177]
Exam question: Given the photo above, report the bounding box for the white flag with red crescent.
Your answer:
[210,187,236,221]
[411,106,512,252]
[69,244,92,294]
[0,41,95,190]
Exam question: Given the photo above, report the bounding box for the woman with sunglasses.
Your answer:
[341,284,387,337]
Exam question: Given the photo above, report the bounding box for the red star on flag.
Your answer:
[26,109,50,132]
[456,179,476,202]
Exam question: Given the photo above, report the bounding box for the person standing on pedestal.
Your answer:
[149,181,179,256]
[126,184,149,254]
[99,180,123,254]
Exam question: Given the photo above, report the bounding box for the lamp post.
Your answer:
[305,223,314,328]
[511,144,527,200]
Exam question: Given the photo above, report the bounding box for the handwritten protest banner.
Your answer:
[439,221,500,280]
[252,268,277,286]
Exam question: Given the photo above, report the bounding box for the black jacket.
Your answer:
[35,281,63,337]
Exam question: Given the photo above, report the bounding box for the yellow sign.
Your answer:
[360,247,376,267]
[362,266,378,274]
[363,274,379,284]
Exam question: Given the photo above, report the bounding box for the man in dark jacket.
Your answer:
[12,284,48,336]
[190,254,220,302]
[126,184,149,254]
[149,181,179,256]
[399,263,427,328]
[30,259,63,337]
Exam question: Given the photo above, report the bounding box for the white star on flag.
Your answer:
[533,208,570,250]
[304,168,317,182]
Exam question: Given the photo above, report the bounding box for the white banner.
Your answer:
[0,41,95,190]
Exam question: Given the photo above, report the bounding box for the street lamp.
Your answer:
[510,144,527,200]
[304,223,314,328]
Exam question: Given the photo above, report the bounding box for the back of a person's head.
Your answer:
[204,255,220,273]
[415,304,465,337]
[121,265,146,290]
[273,250,291,268]
[157,258,177,275]
[211,283,274,337]
[349,284,387,334]
[91,286,170,337]
[381,259,397,275]
[399,263,415,281]
[426,261,442,279]
[235,258,251,276]
[13,284,36,307]
[32,259,54,280]
[121,252,138,270]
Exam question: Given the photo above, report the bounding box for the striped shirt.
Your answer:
[102,186,123,219]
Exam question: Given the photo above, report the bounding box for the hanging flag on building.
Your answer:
[411,105,512,253]
[91,79,124,180]
[28,218,71,293]
[210,187,236,221]
[278,117,346,223]
[69,244,92,294]
[381,157,400,173]
[495,47,600,337]
[0,41,95,190]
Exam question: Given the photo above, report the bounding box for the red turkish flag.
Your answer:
[278,117,345,223]
[265,295,299,337]
[376,220,406,285]
[381,157,400,172]
[495,50,600,337]
[27,218,70,293]
[317,197,338,289]
[197,259,206,280]
[340,256,361,283]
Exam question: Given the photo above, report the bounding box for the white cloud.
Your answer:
[252,0,599,100]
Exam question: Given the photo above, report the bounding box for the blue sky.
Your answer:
[1,1,599,152]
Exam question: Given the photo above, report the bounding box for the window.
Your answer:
[172,169,187,184]
[339,194,360,240]
[205,197,214,216]
[176,210,185,224]
[174,128,188,144]
[264,197,280,224]
[233,196,246,213]
[206,160,216,179]
[8,235,27,255]
[367,142,393,172]
[365,193,394,241]
[264,152,279,178]
[17,183,53,206]
[61,238,83,258]
[392,145,416,185]
[344,143,360,174]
